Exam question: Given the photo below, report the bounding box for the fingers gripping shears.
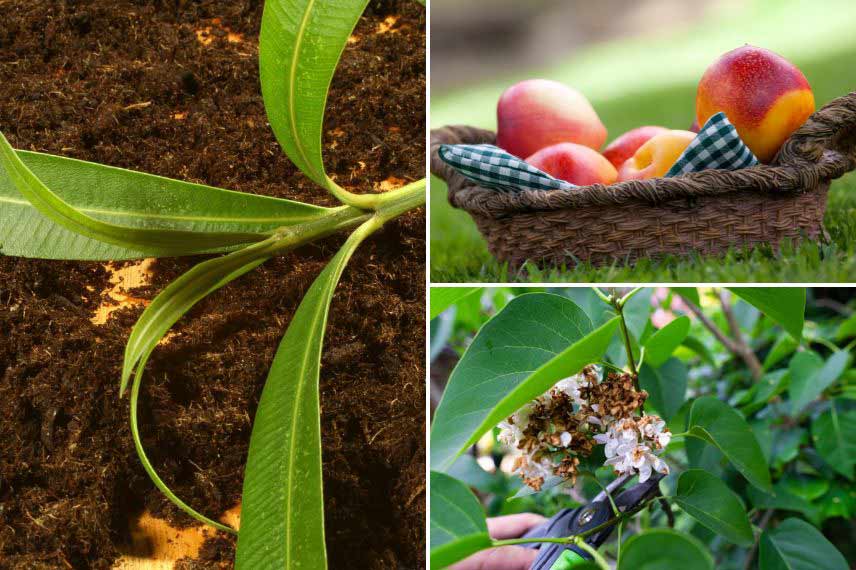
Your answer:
[521,473,665,569]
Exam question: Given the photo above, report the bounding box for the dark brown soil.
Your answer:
[0,1,425,569]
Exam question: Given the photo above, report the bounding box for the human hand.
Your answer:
[449,513,546,570]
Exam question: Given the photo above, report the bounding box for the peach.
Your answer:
[602,126,669,168]
[526,142,617,186]
[617,130,696,181]
[496,79,607,159]
[696,45,815,163]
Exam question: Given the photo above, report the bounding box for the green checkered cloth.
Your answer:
[436,143,575,193]
[438,112,758,193]
[666,112,758,176]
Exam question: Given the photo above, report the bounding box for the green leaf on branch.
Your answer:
[760,518,848,570]
[674,470,753,546]
[430,287,482,320]
[429,471,492,569]
[642,316,690,368]
[235,218,379,570]
[687,396,772,492]
[639,358,687,422]
[259,0,375,207]
[788,350,850,415]
[431,293,618,472]
[727,287,805,341]
[763,334,799,370]
[618,529,713,570]
[0,132,271,257]
[0,148,331,260]
[812,399,856,480]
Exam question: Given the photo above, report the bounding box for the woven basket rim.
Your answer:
[431,91,856,216]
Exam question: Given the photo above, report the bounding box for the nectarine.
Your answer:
[526,142,617,186]
[496,79,607,159]
[617,130,696,181]
[696,46,815,163]
[602,126,669,169]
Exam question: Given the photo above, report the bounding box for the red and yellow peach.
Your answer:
[526,142,618,186]
[696,45,815,163]
[602,126,669,169]
[496,79,607,159]
[617,130,696,181]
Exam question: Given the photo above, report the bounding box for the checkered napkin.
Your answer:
[437,112,758,193]
[665,112,759,176]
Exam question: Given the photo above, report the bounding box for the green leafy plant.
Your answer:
[430,287,854,569]
[0,0,425,567]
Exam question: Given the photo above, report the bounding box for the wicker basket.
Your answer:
[431,92,856,267]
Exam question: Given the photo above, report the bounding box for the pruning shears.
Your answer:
[521,473,665,569]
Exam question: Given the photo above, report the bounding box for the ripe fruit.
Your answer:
[617,130,696,181]
[496,79,607,159]
[696,45,815,163]
[602,126,669,169]
[526,142,618,186]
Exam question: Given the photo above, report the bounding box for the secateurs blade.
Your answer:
[521,473,665,570]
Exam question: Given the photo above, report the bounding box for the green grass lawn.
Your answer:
[430,0,856,283]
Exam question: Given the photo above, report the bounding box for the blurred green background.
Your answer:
[430,0,856,282]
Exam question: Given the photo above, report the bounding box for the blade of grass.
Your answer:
[0,131,277,256]
[235,216,382,569]
[0,148,336,260]
[259,0,378,208]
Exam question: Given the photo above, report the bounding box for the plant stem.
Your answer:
[612,294,638,377]
[743,509,775,570]
[574,537,610,570]
[593,287,612,305]
[617,287,643,308]
[262,178,424,256]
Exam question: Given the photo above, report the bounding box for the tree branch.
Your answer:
[743,509,775,570]
[679,292,762,380]
[718,290,764,381]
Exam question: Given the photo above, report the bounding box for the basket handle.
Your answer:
[776,91,856,180]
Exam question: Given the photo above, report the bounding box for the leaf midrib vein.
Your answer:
[0,195,323,225]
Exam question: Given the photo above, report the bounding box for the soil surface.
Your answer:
[0,1,425,569]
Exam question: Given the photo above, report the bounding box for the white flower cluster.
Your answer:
[497,368,671,487]
[594,416,671,483]
[497,372,591,488]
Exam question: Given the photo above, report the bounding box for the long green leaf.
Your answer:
[727,287,805,341]
[259,0,374,206]
[431,293,596,471]
[121,237,282,393]
[687,396,772,492]
[674,470,753,546]
[0,149,333,260]
[429,287,482,320]
[235,217,380,569]
[430,471,492,569]
[123,238,286,533]
[0,132,274,257]
[760,518,848,570]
